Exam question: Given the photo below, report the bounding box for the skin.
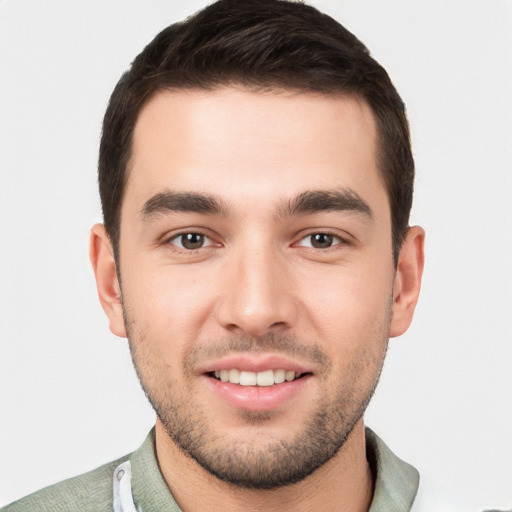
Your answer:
[90,88,424,511]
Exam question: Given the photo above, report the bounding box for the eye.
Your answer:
[168,232,213,250]
[297,233,343,249]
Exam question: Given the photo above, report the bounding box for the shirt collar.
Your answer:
[366,427,420,511]
[124,427,419,511]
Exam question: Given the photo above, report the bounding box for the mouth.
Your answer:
[199,355,315,411]
[209,369,308,387]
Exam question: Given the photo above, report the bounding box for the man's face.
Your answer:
[115,88,399,488]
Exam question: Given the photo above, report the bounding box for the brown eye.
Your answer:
[310,233,334,248]
[170,232,211,250]
[297,233,342,249]
[181,233,204,249]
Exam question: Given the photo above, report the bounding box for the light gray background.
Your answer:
[1,1,511,509]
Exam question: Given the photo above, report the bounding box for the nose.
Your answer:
[215,242,297,337]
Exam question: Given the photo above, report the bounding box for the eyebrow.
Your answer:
[140,191,230,220]
[279,188,372,218]
[140,187,372,222]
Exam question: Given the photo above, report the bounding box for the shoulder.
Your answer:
[1,454,129,512]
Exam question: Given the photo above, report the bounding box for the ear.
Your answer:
[389,226,425,338]
[89,224,127,338]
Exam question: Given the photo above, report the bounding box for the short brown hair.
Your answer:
[99,0,414,263]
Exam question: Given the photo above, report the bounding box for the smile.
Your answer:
[211,369,305,386]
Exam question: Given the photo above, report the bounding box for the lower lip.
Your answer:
[204,374,311,411]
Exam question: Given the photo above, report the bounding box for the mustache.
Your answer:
[184,332,330,370]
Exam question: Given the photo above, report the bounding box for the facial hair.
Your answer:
[125,309,390,490]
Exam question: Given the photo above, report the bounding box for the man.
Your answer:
[3,0,427,510]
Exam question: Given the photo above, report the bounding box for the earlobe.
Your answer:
[89,224,127,338]
[389,226,425,338]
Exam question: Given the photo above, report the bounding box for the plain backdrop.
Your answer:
[1,1,511,509]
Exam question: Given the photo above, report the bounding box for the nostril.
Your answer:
[225,323,244,334]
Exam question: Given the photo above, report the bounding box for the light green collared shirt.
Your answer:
[2,427,420,511]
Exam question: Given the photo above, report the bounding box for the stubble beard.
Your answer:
[125,309,390,490]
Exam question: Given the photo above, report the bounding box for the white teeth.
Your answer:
[213,369,303,386]
[228,368,240,384]
[256,370,274,387]
[274,369,285,384]
[285,371,295,382]
[239,371,257,386]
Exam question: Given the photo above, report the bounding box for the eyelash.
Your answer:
[165,230,217,251]
[163,230,348,252]
[294,232,347,250]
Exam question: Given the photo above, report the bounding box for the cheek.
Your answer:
[298,263,394,336]
[120,256,222,350]
[308,273,391,391]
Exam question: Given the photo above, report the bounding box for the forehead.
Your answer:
[125,87,386,216]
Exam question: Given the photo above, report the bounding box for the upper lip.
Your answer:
[198,354,314,375]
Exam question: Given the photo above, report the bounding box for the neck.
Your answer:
[155,418,373,512]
